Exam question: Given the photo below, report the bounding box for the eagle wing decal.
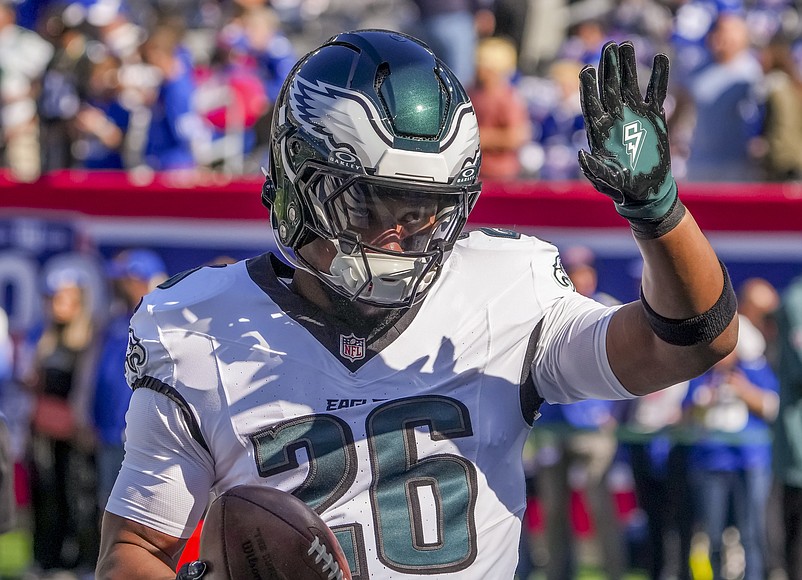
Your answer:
[289,77,393,168]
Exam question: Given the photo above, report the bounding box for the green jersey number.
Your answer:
[250,395,478,578]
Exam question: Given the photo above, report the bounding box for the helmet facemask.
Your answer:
[290,161,479,308]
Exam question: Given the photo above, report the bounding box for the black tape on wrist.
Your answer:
[629,196,687,240]
[640,261,737,346]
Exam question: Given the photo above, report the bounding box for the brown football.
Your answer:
[198,485,352,580]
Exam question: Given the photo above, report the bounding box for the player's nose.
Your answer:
[370,227,404,252]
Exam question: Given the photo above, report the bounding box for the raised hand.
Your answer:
[578,41,684,238]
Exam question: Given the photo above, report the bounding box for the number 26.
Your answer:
[250,395,478,578]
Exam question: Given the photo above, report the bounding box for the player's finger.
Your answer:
[619,42,643,107]
[646,53,670,111]
[579,66,605,150]
[599,41,623,118]
[579,65,603,116]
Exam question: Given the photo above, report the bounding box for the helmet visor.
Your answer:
[308,173,473,254]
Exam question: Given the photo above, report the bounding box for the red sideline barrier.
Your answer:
[2,170,802,232]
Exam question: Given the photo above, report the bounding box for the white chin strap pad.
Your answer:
[329,251,435,304]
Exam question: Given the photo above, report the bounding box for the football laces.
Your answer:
[307,535,344,580]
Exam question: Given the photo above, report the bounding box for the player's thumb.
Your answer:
[578,151,625,204]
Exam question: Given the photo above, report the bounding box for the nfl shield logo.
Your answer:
[340,333,365,362]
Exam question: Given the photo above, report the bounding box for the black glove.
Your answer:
[176,560,208,579]
[578,41,685,238]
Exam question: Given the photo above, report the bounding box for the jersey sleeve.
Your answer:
[532,292,634,404]
[108,294,215,538]
[104,387,214,538]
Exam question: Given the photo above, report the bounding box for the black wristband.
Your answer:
[628,196,687,240]
[640,261,737,346]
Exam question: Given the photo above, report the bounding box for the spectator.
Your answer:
[237,5,296,168]
[757,33,802,181]
[73,52,130,169]
[93,249,166,516]
[22,270,100,576]
[192,35,267,173]
[235,5,296,107]
[93,8,156,171]
[621,380,693,580]
[736,277,785,578]
[773,274,802,579]
[533,58,586,180]
[0,0,53,181]
[557,14,611,67]
[0,308,14,536]
[193,6,292,173]
[680,12,764,181]
[738,277,781,365]
[682,316,780,580]
[405,0,493,88]
[139,21,203,171]
[560,245,617,306]
[0,411,13,535]
[468,35,531,181]
[37,6,93,172]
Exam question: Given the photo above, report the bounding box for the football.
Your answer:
[198,485,352,580]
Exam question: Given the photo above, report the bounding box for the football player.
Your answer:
[96,30,737,579]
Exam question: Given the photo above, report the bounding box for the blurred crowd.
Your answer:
[2,0,802,182]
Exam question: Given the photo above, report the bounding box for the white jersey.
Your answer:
[107,229,632,579]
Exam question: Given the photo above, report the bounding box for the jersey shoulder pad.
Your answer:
[457,227,558,254]
[452,229,575,296]
[142,261,244,313]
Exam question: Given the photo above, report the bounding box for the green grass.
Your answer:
[0,530,32,578]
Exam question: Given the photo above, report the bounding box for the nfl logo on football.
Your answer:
[339,333,365,362]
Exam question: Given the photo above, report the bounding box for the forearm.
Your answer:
[97,512,185,580]
[96,544,177,580]
[637,210,724,318]
[608,210,738,394]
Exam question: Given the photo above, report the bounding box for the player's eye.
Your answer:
[398,209,434,234]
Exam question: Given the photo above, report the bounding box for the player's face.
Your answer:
[329,183,461,254]
[298,186,448,276]
[348,188,438,252]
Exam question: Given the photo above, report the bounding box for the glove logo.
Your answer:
[623,120,646,168]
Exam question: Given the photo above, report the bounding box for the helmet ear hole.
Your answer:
[261,177,276,208]
[277,200,304,246]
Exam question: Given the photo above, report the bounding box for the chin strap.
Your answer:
[327,240,438,306]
